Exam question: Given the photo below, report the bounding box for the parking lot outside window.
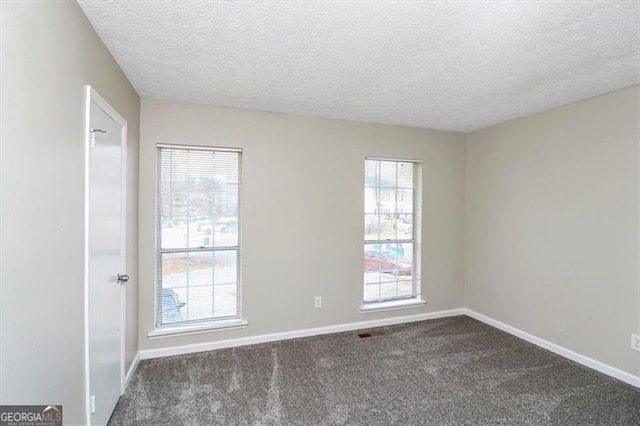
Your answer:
[364,158,420,304]
[155,145,242,330]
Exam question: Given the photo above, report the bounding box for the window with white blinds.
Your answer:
[364,158,420,304]
[156,145,241,329]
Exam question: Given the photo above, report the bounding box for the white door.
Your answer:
[87,90,127,426]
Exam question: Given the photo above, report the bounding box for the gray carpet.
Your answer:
[109,316,640,425]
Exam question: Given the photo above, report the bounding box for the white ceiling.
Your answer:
[78,1,639,132]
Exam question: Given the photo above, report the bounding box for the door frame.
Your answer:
[83,85,128,424]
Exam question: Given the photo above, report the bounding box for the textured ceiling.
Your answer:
[78,1,639,132]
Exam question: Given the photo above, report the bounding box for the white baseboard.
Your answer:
[464,309,640,388]
[139,308,465,360]
[137,307,639,389]
[122,351,140,393]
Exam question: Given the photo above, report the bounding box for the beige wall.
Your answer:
[465,86,640,376]
[139,99,466,350]
[0,2,140,423]
[2,5,636,422]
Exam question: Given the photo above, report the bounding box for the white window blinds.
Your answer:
[364,158,420,303]
[156,145,241,328]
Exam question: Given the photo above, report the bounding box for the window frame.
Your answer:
[151,144,245,336]
[362,157,422,309]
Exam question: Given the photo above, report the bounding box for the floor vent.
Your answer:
[358,330,386,338]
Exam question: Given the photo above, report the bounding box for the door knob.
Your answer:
[117,274,129,284]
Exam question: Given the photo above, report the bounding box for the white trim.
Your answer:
[464,309,640,388]
[122,352,140,393]
[638,97,640,380]
[119,114,128,395]
[148,319,249,339]
[153,146,244,333]
[89,89,127,127]
[139,308,465,360]
[84,86,129,424]
[366,156,423,163]
[360,298,426,313]
[83,85,92,425]
[156,143,242,153]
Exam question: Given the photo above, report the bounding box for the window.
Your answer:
[156,145,241,330]
[364,158,420,305]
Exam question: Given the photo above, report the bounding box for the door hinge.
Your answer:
[89,128,106,149]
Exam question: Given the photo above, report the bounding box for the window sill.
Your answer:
[359,298,426,313]
[148,318,248,339]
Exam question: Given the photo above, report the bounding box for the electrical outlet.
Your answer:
[314,296,322,309]
[631,334,640,352]
[90,395,96,414]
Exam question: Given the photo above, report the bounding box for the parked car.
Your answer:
[364,251,412,276]
[162,289,185,324]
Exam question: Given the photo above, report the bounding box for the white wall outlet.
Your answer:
[90,395,96,414]
[314,296,322,309]
[631,334,640,352]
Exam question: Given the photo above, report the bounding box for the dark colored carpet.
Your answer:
[109,316,640,425]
